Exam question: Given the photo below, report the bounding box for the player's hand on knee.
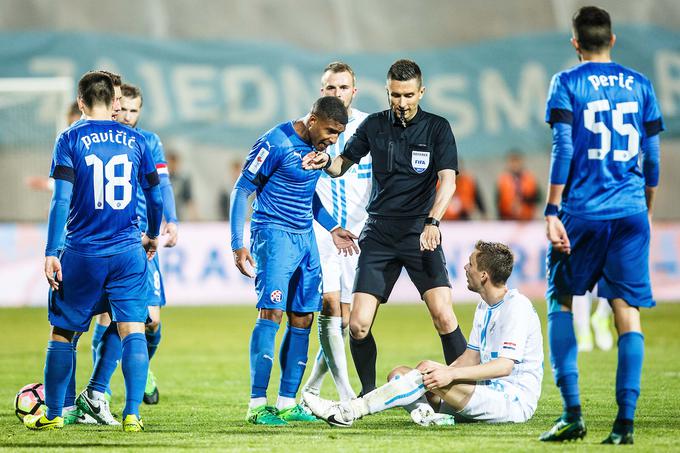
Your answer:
[416,360,445,373]
[545,216,571,254]
[331,227,360,256]
[162,222,179,248]
[44,256,62,291]
[422,366,455,390]
[233,247,256,278]
[301,151,329,170]
[142,234,159,260]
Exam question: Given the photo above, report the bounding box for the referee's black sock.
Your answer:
[349,331,377,396]
[440,326,467,365]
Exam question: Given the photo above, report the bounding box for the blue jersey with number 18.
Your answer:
[545,61,664,220]
[49,119,158,256]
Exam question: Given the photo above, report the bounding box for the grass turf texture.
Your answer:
[1,303,679,452]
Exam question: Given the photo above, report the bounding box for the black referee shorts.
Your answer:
[353,216,451,302]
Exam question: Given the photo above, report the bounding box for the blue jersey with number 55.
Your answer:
[49,119,158,256]
[545,62,664,219]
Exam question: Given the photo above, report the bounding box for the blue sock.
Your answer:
[278,325,311,399]
[44,340,74,420]
[89,323,122,394]
[63,334,81,409]
[91,322,108,365]
[249,318,279,399]
[146,324,161,360]
[616,332,644,425]
[121,333,149,418]
[548,311,581,417]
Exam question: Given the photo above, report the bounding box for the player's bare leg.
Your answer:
[423,287,467,365]
[348,292,381,395]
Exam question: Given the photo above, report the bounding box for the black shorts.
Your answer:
[353,216,451,302]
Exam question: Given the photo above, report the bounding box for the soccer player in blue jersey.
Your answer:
[24,71,163,432]
[77,83,179,423]
[230,96,359,426]
[540,6,663,445]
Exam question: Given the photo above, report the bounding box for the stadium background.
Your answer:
[0,0,679,306]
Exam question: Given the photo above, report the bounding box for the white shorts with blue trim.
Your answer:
[440,379,534,423]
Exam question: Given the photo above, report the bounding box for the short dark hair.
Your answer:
[121,83,143,107]
[99,70,122,87]
[387,59,422,85]
[77,71,114,109]
[572,6,612,52]
[323,61,356,86]
[474,241,514,286]
[311,96,348,125]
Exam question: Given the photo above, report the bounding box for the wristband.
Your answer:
[322,153,332,169]
[424,217,440,227]
[544,203,559,217]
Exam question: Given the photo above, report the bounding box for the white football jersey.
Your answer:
[315,108,370,235]
[467,289,544,412]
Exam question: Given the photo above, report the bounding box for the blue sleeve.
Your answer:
[45,179,73,256]
[230,176,257,250]
[137,137,160,190]
[642,81,664,138]
[313,193,338,231]
[549,122,573,184]
[242,137,281,187]
[159,174,178,223]
[545,72,573,126]
[143,185,163,238]
[642,134,660,187]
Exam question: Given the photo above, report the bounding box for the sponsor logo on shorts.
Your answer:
[270,289,282,303]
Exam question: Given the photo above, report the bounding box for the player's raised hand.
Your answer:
[233,247,256,278]
[331,227,360,256]
[546,216,571,254]
[162,222,178,248]
[44,256,62,291]
[420,225,441,251]
[301,151,330,170]
[142,234,159,260]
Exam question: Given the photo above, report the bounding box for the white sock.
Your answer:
[90,389,105,401]
[351,369,426,417]
[595,297,612,317]
[572,294,591,333]
[302,335,329,394]
[276,396,297,411]
[249,397,267,409]
[319,315,356,401]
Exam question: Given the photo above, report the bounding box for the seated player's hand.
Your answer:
[545,216,571,254]
[331,227,360,256]
[416,360,446,373]
[422,366,455,391]
[233,247,256,278]
[419,225,441,251]
[142,234,159,260]
[44,256,62,291]
[162,222,179,248]
[301,151,330,170]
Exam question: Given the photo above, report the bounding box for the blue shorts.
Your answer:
[546,211,654,308]
[146,254,166,307]
[250,228,322,313]
[48,247,150,332]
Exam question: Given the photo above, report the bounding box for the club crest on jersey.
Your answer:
[411,151,430,173]
[247,148,269,174]
[270,289,283,303]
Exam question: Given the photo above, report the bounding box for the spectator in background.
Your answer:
[219,159,245,221]
[442,161,486,220]
[495,150,541,220]
[167,150,200,221]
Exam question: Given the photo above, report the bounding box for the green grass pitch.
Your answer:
[1,302,680,452]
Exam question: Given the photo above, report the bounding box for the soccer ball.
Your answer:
[14,383,45,421]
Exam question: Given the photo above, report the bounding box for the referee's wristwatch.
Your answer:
[424,217,440,227]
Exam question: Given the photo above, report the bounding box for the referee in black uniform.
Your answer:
[303,59,467,395]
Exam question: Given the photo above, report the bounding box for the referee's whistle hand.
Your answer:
[233,248,256,278]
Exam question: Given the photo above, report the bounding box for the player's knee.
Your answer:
[349,320,370,340]
[387,366,412,382]
[321,293,342,317]
[431,311,456,334]
[259,309,283,324]
[51,326,76,342]
[289,311,314,329]
[547,293,572,314]
[146,319,160,332]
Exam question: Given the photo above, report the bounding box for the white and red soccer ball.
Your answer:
[14,383,45,421]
